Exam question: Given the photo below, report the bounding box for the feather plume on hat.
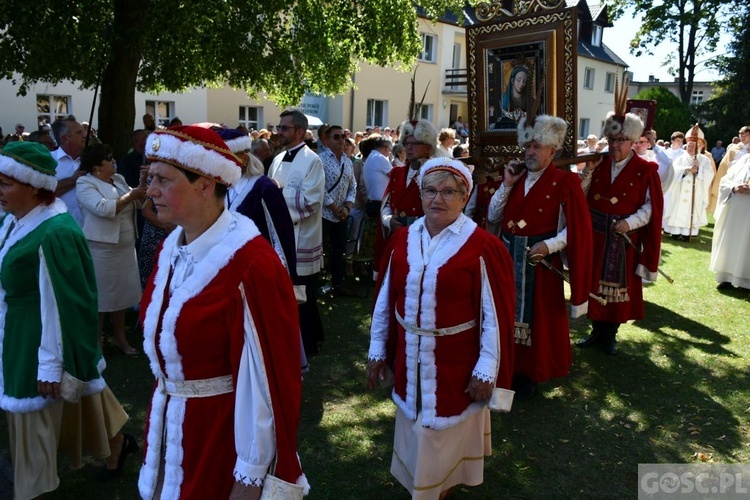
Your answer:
[602,73,643,142]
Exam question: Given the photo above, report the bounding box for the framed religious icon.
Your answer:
[466,1,577,159]
[626,99,657,131]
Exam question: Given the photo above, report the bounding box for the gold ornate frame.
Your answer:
[467,3,577,159]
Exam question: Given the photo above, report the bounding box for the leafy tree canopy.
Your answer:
[696,5,750,144]
[0,0,468,154]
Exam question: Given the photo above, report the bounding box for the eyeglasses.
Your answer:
[277,125,298,132]
[607,138,629,145]
[330,134,344,140]
[422,187,462,201]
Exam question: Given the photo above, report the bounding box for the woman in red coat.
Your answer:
[367,158,516,499]
[138,126,307,499]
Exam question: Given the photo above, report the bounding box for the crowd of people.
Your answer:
[0,101,748,499]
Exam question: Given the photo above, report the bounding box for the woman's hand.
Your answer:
[465,376,493,402]
[37,380,61,400]
[129,185,148,202]
[228,481,261,500]
[366,359,387,389]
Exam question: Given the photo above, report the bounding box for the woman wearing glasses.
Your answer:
[367,158,516,499]
[76,143,147,355]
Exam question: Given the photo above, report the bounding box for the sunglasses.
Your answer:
[277,125,298,132]
[330,134,344,140]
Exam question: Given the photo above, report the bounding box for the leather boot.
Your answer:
[602,331,618,355]
[575,330,602,348]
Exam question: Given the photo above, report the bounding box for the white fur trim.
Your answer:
[603,112,643,143]
[621,113,645,143]
[146,132,242,187]
[570,300,588,319]
[225,135,252,154]
[0,155,57,191]
[393,215,485,430]
[399,119,437,155]
[419,157,474,193]
[139,213,261,498]
[635,263,657,282]
[298,473,311,495]
[516,115,567,150]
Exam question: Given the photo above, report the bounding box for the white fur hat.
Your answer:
[602,112,644,143]
[419,157,473,194]
[517,115,568,150]
[400,119,438,155]
[146,126,242,187]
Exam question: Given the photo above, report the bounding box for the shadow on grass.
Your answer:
[298,284,749,499]
[636,301,734,355]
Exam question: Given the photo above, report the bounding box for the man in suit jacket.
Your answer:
[269,109,326,356]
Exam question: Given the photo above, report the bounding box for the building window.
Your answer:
[419,33,437,63]
[145,100,175,127]
[579,118,590,139]
[366,99,388,127]
[583,68,595,90]
[418,104,434,122]
[605,72,616,93]
[591,25,603,47]
[239,106,261,130]
[691,90,704,105]
[37,94,71,129]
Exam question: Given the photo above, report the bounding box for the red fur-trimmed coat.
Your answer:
[370,215,515,429]
[138,214,305,498]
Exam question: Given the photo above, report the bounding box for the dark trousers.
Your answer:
[323,218,347,288]
[296,273,324,355]
[592,320,621,337]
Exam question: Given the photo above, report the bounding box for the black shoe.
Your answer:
[99,433,139,479]
[717,281,733,290]
[334,286,359,297]
[575,331,602,348]
[602,333,618,355]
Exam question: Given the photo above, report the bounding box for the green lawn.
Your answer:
[2,221,748,499]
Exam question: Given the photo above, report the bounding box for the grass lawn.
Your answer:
[1,221,748,499]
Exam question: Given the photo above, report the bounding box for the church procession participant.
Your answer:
[367,157,516,499]
[576,85,664,355]
[0,142,136,500]
[710,154,750,290]
[375,119,437,279]
[139,126,307,498]
[268,109,326,356]
[710,125,750,213]
[662,124,714,240]
[487,113,593,400]
[218,127,298,279]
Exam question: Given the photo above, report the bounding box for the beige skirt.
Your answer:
[390,406,492,499]
[5,386,129,500]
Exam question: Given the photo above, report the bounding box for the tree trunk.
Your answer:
[97,0,150,159]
